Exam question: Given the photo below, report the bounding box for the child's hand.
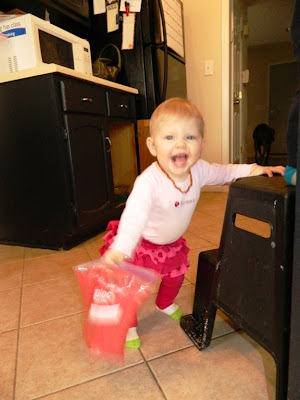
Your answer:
[101,248,126,265]
[250,165,285,177]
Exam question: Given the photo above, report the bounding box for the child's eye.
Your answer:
[186,135,196,140]
[166,135,173,140]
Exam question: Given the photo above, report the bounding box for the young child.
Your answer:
[100,97,285,349]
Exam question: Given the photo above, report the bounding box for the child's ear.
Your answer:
[146,136,157,157]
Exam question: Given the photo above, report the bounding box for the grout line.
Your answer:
[20,310,86,329]
[139,349,168,400]
[21,272,76,288]
[140,342,194,363]
[30,360,145,400]
[12,257,25,400]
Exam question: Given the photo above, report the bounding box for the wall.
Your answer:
[182,0,225,163]
[247,42,293,157]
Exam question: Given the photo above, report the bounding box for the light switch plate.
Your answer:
[204,60,214,76]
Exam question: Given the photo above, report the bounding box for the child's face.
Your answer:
[146,116,205,182]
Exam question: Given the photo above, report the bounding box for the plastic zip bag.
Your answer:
[74,260,158,363]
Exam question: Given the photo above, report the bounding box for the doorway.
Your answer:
[231,0,294,164]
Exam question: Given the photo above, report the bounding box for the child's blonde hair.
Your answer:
[150,97,205,138]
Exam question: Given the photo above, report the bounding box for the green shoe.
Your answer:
[169,306,183,320]
[125,338,141,349]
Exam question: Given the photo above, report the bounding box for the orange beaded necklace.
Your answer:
[157,162,193,194]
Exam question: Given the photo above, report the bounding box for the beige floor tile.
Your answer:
[188,222,223,247]
[137,285,194,360]
[138,283,214,360]
[0,244,25,264]
[0,288,21,332]
[197,204,227,220]
[188,210,222,231]
[23,247,91,285]
[197,193,228,206]
[83,231,111,260]
[211,310,237,339]
[84,244,102,260]
[21,275,84,327]
[183,230,217,251]
[0,330,18,400]
[0,260,23,291]
[196,191,228,208]
[24,247,57,260]
[149,331,276,400]
[40,363,165,400]
[15,314,143,400]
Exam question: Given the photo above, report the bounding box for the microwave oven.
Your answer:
[0,14,92,75]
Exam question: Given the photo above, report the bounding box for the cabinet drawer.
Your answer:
[60,79,107,115]
[107,91,136,119]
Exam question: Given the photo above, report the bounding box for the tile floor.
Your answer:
[0,191,276,400]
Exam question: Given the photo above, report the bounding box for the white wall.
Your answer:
[183,0,229,163]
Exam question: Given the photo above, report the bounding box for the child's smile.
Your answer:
[171,153,188,167]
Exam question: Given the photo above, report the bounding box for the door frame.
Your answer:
[222,0,246,164]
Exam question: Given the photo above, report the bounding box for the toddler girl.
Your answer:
[100,97,285,348]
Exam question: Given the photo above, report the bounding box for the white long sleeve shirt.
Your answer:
[110,160,253,258]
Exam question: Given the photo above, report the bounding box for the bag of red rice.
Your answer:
[74,260,157,363]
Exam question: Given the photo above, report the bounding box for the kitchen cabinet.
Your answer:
[46,0,89,19]
[0,72,138,249]
[0,0,90,23]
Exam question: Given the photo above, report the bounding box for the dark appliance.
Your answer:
[91,0,187,119]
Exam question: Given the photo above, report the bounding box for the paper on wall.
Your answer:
[106,1,119,32]
[120,0,142,13]
[93,0,106,14]
[122,12,135,50]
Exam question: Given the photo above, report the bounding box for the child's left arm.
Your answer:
[250,165,285,177]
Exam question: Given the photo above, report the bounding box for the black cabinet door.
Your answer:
[64,114,113,228]
[49,0,89,18]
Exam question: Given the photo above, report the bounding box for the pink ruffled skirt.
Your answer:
[99,221,190,278]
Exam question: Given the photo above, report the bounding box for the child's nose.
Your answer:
[175,138,186,148]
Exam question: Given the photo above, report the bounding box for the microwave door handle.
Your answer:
[157,0,168,103]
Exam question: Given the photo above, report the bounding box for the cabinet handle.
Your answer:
[81,97,93,103]
[105,136,111,152]
[119,104,128,109]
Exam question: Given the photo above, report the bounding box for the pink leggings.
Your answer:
[130,273,185,328]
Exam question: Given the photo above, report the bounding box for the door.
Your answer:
[232,12,242,163]
[268,61,298,154]
[231,0,245,164]
[65,114,113,227]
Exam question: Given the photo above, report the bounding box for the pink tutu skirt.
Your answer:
[99,221,190,278]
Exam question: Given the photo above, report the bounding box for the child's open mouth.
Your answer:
[171,153,188,167]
